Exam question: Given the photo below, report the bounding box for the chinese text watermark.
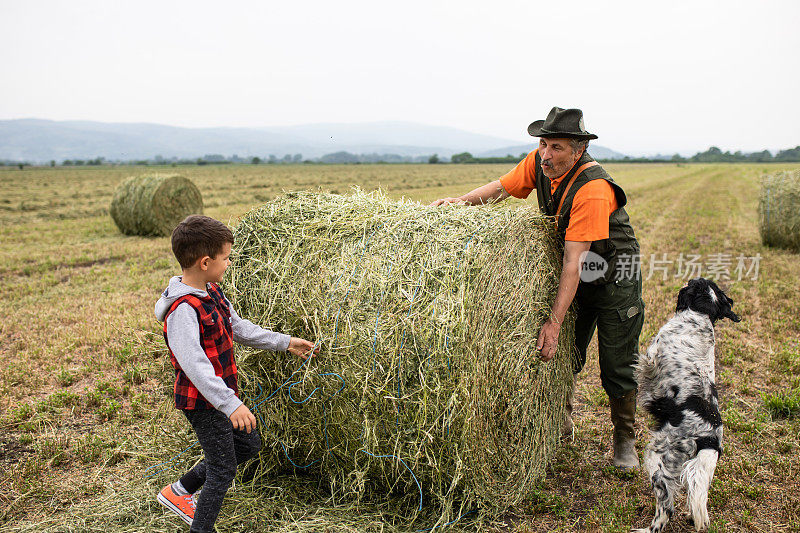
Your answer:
[612,253,761,281]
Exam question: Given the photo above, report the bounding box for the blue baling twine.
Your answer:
[252,346,316,411]
[359,450,423,513]
[280,441,320,469]
[395,260,428,425]
[288,372,345,404]
[371,258,395,372]
[143,441,200,479]
[145,341,321,479]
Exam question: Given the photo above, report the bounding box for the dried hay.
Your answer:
[759,170,800,252]
[223,189,575,526]
[109,173,203,236]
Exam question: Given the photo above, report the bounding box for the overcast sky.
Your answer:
[2,0,798,155]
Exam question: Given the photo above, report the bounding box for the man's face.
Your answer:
[538,137,582,179]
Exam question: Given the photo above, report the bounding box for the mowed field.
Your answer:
[1,162,799,532]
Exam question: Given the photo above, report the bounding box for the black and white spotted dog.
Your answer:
[633,278,741,533]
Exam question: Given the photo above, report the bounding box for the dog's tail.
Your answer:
[634,342,660,398]
[681,448,718,531]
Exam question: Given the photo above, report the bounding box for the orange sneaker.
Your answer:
[157,484,195,526]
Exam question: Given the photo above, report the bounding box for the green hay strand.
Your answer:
[109,173,203,236]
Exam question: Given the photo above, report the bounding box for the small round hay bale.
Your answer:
[109,174,203,236]
[225,190,574,523]
[759,170,800,252]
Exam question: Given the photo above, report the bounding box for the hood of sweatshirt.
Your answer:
[154,276,210,322]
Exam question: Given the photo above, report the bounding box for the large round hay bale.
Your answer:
[109,174,203,236]
[225,190,574,524]
[759,170,800,252]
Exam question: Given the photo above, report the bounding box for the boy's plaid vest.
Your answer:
[163,283,238,410]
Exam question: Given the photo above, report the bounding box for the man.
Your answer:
[432,107,644,470]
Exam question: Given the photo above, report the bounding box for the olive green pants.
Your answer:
[573,277,644,399]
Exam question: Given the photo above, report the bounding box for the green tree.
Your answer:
[747,150,772,162]
[428,154,439,164]
[775,146,800,161]
[251,156,262,164]
[451,152,474,164]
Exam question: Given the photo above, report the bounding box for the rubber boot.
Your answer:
[609,390,639,470]
[561,375,577,442]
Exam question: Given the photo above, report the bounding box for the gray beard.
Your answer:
[541,166,561,179]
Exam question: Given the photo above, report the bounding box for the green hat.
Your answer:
[527,107,598,140]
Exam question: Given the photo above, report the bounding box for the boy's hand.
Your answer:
[288,337,319,360]
[229,404,257,433]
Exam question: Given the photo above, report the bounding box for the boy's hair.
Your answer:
[171,215,234,268]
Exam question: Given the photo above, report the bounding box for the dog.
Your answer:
[632,278,740,533]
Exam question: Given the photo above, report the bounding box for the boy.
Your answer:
[154,215,318,532]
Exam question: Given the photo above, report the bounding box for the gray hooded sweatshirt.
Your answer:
[155,276,291,417]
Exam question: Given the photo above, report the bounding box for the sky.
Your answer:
[1,0,798,155]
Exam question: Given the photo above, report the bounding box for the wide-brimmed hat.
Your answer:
[527,107,598,140]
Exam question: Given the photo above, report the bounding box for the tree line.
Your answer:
[3,146,800,168]
[601,146,800,163]
[447,146,800,164]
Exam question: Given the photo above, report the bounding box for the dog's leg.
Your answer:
[632,442,681,533]
[681,448,718,531]
[632,443,676,533]
[631,444,656,532]
[648,465,677,533]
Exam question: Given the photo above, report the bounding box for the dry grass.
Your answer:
[759,170,800,252]
[1,162,799,532]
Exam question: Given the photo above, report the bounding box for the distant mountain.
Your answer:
[0,119,315,161]
[476,144,628,160]
[0,119,628,162]
[269,122,527,154]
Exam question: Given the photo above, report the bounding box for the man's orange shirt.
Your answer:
[499,149,618,242]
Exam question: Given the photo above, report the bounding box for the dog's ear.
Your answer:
[675,278,708,314]
[710,281,741,323]
[676,278,699,313]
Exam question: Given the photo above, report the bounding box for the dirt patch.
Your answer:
[9,255,124,278]
[64,256,123,270]
[0,435,33,465]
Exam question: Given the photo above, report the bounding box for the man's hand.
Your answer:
[535,318,561,362]
[288,337,319,360]
[430,180,510,207]
[229,404,257,433]
[534,240,589,362]
[430,197,466,206]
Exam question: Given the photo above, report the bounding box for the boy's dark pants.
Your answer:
[180,409,261,533]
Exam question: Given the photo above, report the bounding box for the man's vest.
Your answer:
[534,150,640,285]
[163,283,238,410]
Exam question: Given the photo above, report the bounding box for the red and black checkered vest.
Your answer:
[163,283,238,410]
